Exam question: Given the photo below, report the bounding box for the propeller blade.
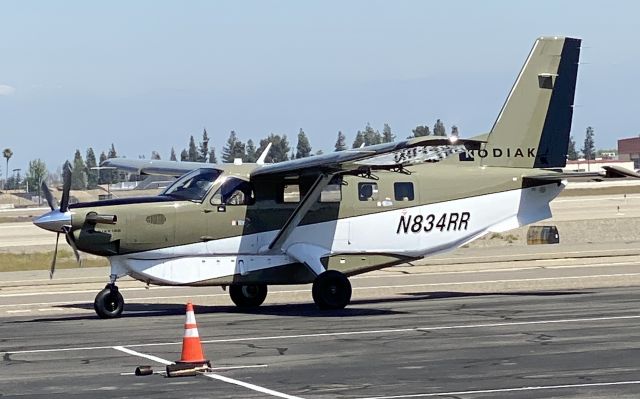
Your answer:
[63,226,81,265]
[60,164,72,212]
[50,233,60,279]
[41,181,58,211]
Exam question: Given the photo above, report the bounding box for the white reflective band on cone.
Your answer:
[185,311,196,324]
[184,328,200,338]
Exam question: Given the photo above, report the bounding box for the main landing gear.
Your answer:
[229,284,268,308]
[94,275,124,318]
[312,270,352,310]
[226,271,352,311]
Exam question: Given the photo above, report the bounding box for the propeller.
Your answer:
[38,164,81,278]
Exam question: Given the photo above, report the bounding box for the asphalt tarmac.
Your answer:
[2,243,640,398]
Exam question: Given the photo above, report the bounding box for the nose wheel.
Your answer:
[94,284,124,318]
[312,270,352,310]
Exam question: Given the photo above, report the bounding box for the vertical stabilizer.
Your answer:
[483,36,581,168]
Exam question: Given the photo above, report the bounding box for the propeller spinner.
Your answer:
[33,165,81,278]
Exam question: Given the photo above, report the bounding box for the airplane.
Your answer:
[34,36,582,318]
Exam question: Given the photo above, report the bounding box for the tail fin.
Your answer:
[483,36,581,168]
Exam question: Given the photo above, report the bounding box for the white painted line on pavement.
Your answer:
[113,346,300,398]
[112,346,172,365]
[353,260,640,279]
[0,285,174,298]
[8,314,640,355]
[203,372,303,399]
[430,247,640,262]
[358,380,640,398]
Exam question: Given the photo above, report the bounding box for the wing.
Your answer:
[100,158,222,177]
[251,136,482,178]
[524,166,640,184]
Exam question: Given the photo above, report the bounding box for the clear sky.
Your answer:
[0,0,638,175]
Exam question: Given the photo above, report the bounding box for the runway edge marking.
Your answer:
[358,380,640,398]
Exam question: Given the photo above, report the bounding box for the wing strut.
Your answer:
[266,172,335,253]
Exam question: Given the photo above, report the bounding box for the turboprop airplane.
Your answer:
[34,36,581,318]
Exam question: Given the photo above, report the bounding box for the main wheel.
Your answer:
[94,285,124,319]
[229,284,268,308]
[312,270,352,310]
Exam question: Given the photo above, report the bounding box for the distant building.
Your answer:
[618,137,640,169]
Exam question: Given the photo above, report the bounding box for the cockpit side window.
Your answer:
[211,177,255,206]
[161,169,221,202]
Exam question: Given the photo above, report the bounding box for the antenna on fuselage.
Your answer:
[256,142,272,165]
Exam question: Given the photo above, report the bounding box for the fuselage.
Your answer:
[62,162,564,286]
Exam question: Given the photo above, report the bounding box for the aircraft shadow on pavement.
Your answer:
[7,290,591,323]
[8,302,405,323]
[343,289,592,307]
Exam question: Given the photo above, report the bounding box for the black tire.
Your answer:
[229,284,268,308]
[94,286,124,319]
[312,270,352,310]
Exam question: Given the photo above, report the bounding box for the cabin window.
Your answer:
[358,182,378,201]
[210,177,254,206]
[394,182,414,201]
[282,184,300,203]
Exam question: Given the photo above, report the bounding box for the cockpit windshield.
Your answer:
[160,168,222,202]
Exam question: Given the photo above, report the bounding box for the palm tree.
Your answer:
[3,148,13,190]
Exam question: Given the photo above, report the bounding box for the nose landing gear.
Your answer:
[94,275,124,318]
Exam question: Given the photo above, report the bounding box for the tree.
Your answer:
[151,151,161,160]
[107,144,118,184]
[71,149,88,190]
[362,123,382,146]
[198,128,209,162]
[451,125,459,137]
[98,152,108,184]
[245,139,257,162]
[85,147,98,189]
[222,131,246,162]
[180,149,189,161]
[209,148,218,163]
[352,131,365,148]
[187,136,198,162]
[567,136,578,160]
[258,134,290,163]
[26,159,47,195]
[382,123,395,143]
[170,147,177,161]
[411,125,431,137]
[433,119,446,136]
[334,131,347,151]
[582,126,596,160]
[2,148,12,190]
[108,143,117,158]
[295,128,312,158]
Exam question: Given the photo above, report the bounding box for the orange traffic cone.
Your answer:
[176,301,210,367]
